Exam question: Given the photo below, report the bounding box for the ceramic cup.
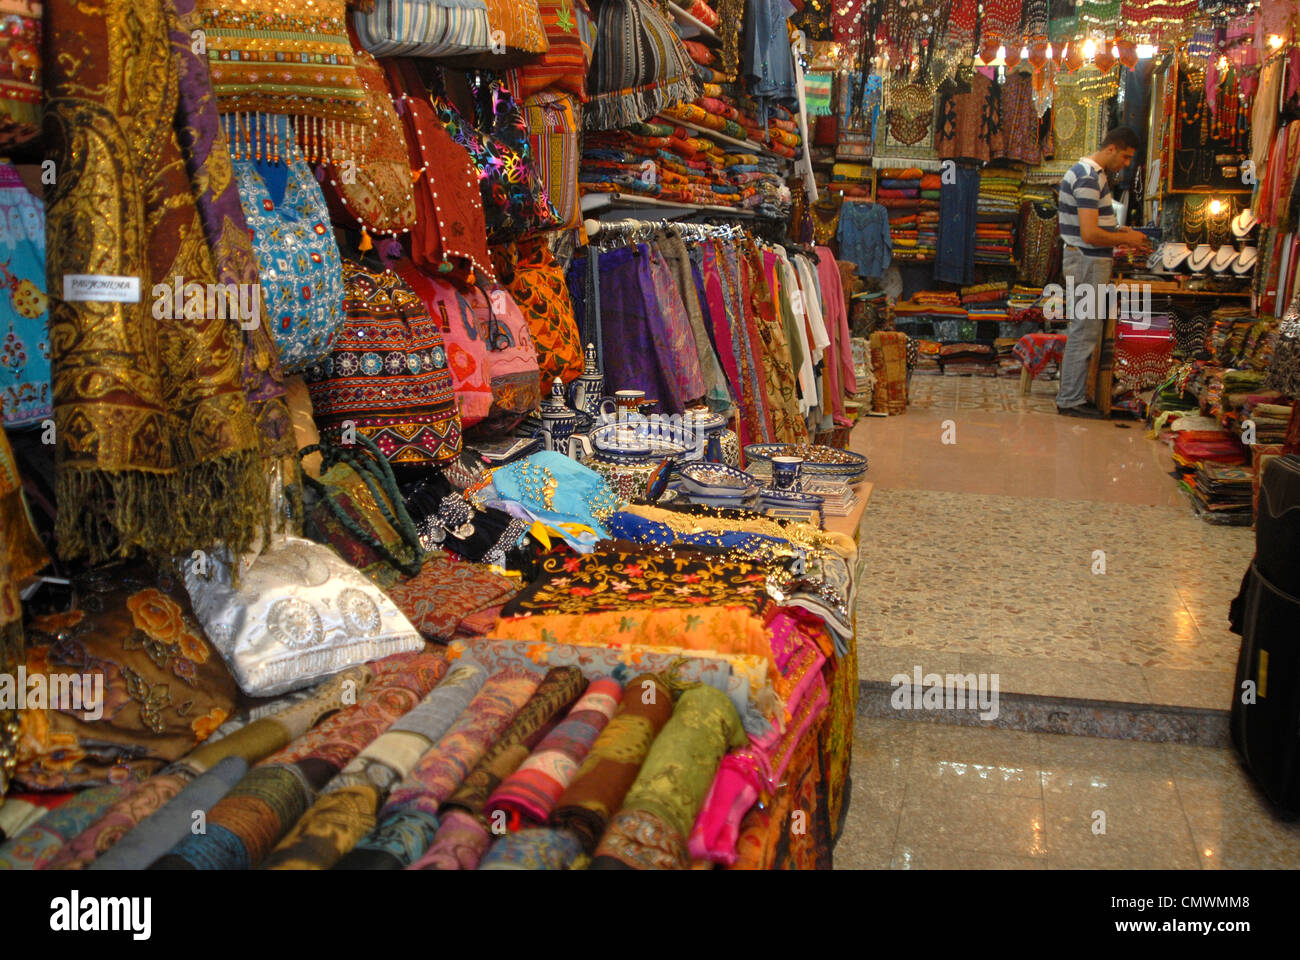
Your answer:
[771,456,803,492]
[615,389,645,414]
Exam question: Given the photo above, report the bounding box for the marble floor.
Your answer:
[848,376,1254,709]
[836,716,1300,870]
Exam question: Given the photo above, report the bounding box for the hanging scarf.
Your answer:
[44,0,272,564]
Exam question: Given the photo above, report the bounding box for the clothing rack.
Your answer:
[583,217,747,244]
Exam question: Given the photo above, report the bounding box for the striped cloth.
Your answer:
[1058,157,1116,258]
[354,0,491,57]
[584,0,701,130]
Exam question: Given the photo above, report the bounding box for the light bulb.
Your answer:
[1020,45,1030,59]
[1218,55,1229,71]
[1112,45,1120,59]
[1209,199,1223,215]
[1269,34,1285,49]
[996,45,1006,62]
[1083,37,1097,59]
[1046,43,1053,59]
[1136,43,1157,59]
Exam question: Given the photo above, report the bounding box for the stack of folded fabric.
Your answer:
[877,167,929,261]
[1007,285,1046,324]
[1186,461,1255,524]
[976,167,1023,267]
[763,103,802,160]
[994,338,1023,376]
[1171,428,1248,489]
[913,339,943,375]
[583,118,742,208]
[960,282,1010,325]
[1242,395,1294,442]
[938,342,997,376]
[831,162,873,198]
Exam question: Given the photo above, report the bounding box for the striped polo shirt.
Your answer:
[1058,157,1117,257]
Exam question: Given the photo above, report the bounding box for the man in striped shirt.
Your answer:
[1055,126,1152,418]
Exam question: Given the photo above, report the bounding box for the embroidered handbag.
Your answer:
[302,259,463,465]
[456,0,550,68]
[431,70,556,243]
[320,44,416,240]
[492,237,583,390]
[521,91,581,231]
[463,282,541,435]
[392,260,494,428]
[231,117,348,373]
[197,0,371,162]
[508,0,596,101]
[352,0,491,58]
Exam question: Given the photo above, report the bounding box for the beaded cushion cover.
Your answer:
[303,260,463,466]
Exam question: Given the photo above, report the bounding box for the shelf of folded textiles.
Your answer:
[655,114,783,160]
[579,191,758,218]
[667,1,719,41]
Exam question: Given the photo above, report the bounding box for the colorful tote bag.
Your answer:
[303,259,463,465]
[0,162,50,428]
[392,261,493,428]
[522,91,581,231]
[232,117,347,373]
[321,44,416,238]
[464,283,541,433]
[509,0,595,100]
[353,0,492,57]
[495,237,583,389]
[198,0,371,162]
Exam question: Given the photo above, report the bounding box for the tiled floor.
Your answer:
[848,377,1254,709]
[837,717,1300,870]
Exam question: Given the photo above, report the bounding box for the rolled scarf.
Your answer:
[0,785,135,870]
[337,665,541,869]
[592,684,746,870]
[478,828,585,870]
[0,795,59,842]
[150,652,446,869]
[550,673,674,852]
[47,668,368,869]
[44,0,272,564]
[412,666,586,870]
[261,662,489,870]
[485,677,623,830]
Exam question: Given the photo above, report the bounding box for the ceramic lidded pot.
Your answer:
[682,407,739,466]
[568,342,605,418]
[537,376,579,455]
[570,417,694,501]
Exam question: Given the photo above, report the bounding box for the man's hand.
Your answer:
[1121,228,1153,254]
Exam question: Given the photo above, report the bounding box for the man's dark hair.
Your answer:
[1101,126,1141,151]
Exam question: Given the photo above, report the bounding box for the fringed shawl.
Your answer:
[584,0,701,130]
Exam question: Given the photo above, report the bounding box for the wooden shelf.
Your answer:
[667,2,719,42]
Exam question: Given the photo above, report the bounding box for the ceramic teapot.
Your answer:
[568,342,606,418]
[536,377,580,454]
[681,408,739,466]
[567,416,697,501]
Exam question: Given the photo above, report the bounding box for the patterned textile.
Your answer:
[550,673,672,852]
[301,460,419,589]
[869,331,909,415]
[479,827,584,868]
[0,783,133,870]
[339,665,540,868]
[353,0,490,58]
[746,241,809,444]
[1113,327,1175,396]
[1267,293,1300,398]
[412,666,586,869]
[873,79,939,165]
[261,662,488,870]
[0,0,39,150]
[304,261,462,466]
[151,652,446,869]
[47,769,194,870]
[997,72,1042,165]
[198,0,370,157]
[44,0,271,565]
[88,756,248,870]
[592,684,746,870]
[510,0,596,101]
[485,677,622,828]
[383,554,518,642]
[498,237,584,390]
[1013,333,1068,378]
[463,283,541,434]
[170,0,294,463]
[322,47,416,236]
[820,621,855,832]
[183,535,425,697]
[383,59,494,282]
[12,567,241,792]
[449,637,774,738]
[232,117,347,374]
[523,92,582,231]
[1017,201,1060,287]
[935,72,1001,164]
[656,230,729,411]
[476,0,550,62]
[0,163,49,428]
[584,0,701,130]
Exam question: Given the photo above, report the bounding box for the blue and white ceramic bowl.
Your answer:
[678,462,761,497]
[745,444,868,484]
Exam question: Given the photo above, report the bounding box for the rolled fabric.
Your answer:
[412,666,586,870]
[478,828,584,870]
[261,662,488,870]
[485,677,623,830]
[592,684,745,870]
[0,795,63,841]
[88,757,249,871]
[549,673,673,852]
[336,665,541,870]
[0,785,135,870]
[150,652,446,869]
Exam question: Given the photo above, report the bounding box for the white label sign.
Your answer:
[62,274,141,303]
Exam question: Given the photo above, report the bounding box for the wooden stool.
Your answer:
[1019,365,1032,395]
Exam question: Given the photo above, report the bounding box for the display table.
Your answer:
[824,482,872,543]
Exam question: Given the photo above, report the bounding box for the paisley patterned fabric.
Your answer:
[150,651,446,869]
[182,535,425,697]
[12,565,242,792]
[0,163,49,428]
[232,117,347,374]
[478,826,584,869]
[383,553,519,642]
[550,673,673,852]
[0,783,134,870]
[303,260,462,466]
[496,237,584,390]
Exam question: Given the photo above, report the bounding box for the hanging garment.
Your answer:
[935,165,981,286]
[836,201,892,279]
[0,163,49,429]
